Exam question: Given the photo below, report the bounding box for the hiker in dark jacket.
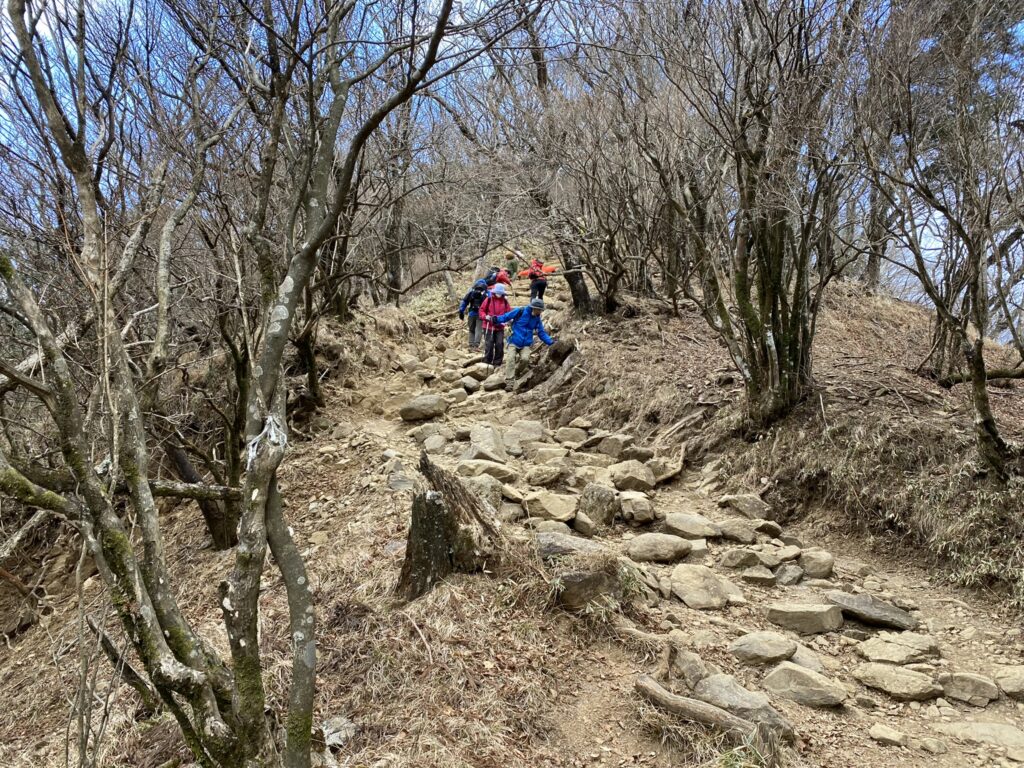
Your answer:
[458,278,488,350]
[480,283,512,366]
[496,298,555,389]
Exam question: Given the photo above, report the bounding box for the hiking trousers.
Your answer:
[530,280,547,300]
[505,344,531,388]
[483,329,505,366]
[467,315,482,349]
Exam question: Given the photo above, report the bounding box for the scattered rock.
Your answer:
[853,663,942,701]
[482,373,505,391]
[790,644,825,673]
[824,590,919,631]
[620,491,655,525]
[399,394,449,421]
[530,520,572,534]
[995,666,1024,700]
[693,674,795,741]
[719,549,760,569]
[423,434,447,454]
[753,520,783,538]
[799,549,835,579]
[774,545,802,562]
[597,433,634,459]
[939,672,999,707]
[501,484,525,503]
[608,460,656,492]
[503,420,546,454]
[534,532,606,559]
[524,491,578,522]
[577,483,620,527]
[858,632,939,665]
[525,465,563,486]
[459,376,480,393]
[728,631,797,665]
[718,519,757,544]
[718,493,772,520]
[664,512,721,539]
[918,737,947,754]
[775,564,804,586]
[556,570,616,611]
[462,424,508,463]
[456,460,516,483]
[742,565,776,586]
[766,603,844,635]
[869,723,909,747]
[670,565,743,610]
[554,426,589,444]
[763,661,846,708]
[625,533,692,563]
[931,721,1024,750]
[572,511,597,537]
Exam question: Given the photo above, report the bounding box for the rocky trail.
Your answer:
[363,282,1024,768]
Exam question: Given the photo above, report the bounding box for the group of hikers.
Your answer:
[457,257,558,389]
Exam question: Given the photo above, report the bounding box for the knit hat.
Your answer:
[492,284,506,296]
[529,298,545,310]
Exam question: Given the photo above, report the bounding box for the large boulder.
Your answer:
[625,533,692,563]
[461,424,508,463]
[852,663,942,701]
[670,565,743,610]
[524,491,579,522]
[824,590,918,631]
[762,662,847,708]
[577,483,621,527]
[857,632,939,665]
[939,672,999,707]
[664,512,721,539]
[995,666,1024,700]
[693,674,795,741]
[399,394,449,421]
[766,603,843,635]
[728,631,797,665]
[608,460,656,492]
[718,493,771,520]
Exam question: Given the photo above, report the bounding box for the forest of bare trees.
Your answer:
[0,0,1022,765]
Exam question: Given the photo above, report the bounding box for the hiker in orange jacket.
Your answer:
[517,258,556,300]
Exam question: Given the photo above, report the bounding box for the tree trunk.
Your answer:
[396,492,459,602]
[165,443,237,550]
[963,337,1013,479]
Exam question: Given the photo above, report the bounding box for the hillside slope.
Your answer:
[2,278,1024,768]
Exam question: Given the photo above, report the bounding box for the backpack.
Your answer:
[485,266,500,286]
[467,287,487,311]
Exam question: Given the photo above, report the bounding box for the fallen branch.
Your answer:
[937,367,1024,388]
[635,674,756,743]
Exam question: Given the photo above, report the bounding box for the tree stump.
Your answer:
[395,455,499,602]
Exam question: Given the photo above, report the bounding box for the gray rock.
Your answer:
[931,721,1024,750]
[534,532,606,559]
[858,632,939,665]
[693,674,795,741]
[597,433,634,459]
[799,549,835,579]
[853,663,942,701]
[423,434,447,454]
[555,426,589,444]
[497,502,525,522]
[719,548,760,569]
[775,545,802,562]
[775,564,804,586]
[664,512,721,539]
[525,465,563,486]
[625,533,692,563]
[670,565,743,610]
[399,394,449,421]
[503,420,546,454]
[718,518,757,544]
[939,672,999,707]
[620,491,655,525]
[742,565,776,585]
[995,666,1024,700]
[790,644,825,673]
[763,661,846,708]
[718,493,771,520]
[577,483,620,527]
[524,491,578,522]
[529,520,572,534]
[456,460,516,483]
[459,375,481,393]
[824,590,919,630]
[728,631,797,665]
[462,424,508,463]
[687,538,709,562]
[754,520,783,537]
[869,723,908,747]
[608,460,656,492]
[557,570,616,611]
[918,737,947,754]
[462,474,503,508]
[572,511,597,537]
[766,603,844,635]
[482,373,506,391]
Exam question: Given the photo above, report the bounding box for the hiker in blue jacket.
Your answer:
[496,298,555,389]
[458,278,489,350]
